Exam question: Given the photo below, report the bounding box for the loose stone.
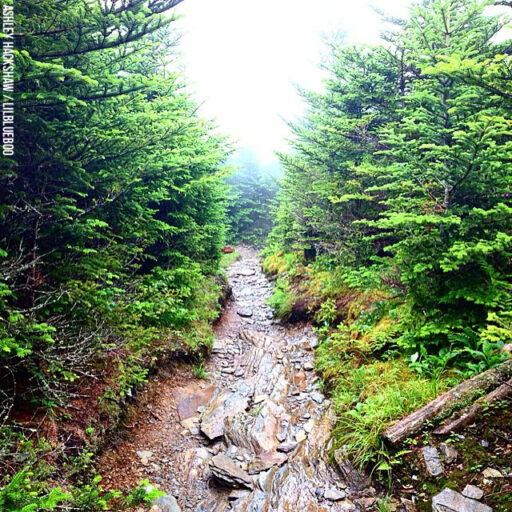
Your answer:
[462,484,484,500]
[423,446,443,477]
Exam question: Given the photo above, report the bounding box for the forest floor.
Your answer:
[97,247,376,511]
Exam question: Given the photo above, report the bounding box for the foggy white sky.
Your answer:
[174,0,412,163]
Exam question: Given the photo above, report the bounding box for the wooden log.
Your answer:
[383,359,512,445]
[433,378,512,435]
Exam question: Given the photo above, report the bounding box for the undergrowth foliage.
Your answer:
[264,0,512,473]
[0,0,230,508]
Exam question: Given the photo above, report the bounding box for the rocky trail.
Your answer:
[99,247,375,512]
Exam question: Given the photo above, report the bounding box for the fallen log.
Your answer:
[383,358,512,445]
[433,378,512,435]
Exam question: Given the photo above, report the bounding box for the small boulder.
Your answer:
[462,485,484,500]
[432,488,492,512]
[200,391,249,440]
[209,453,254,489]
[310,391,324,404]
[237,308,253,318]
[324,488,347,501]
[482,467,503,479]
[439,443,458,464]
[423,446,443,477]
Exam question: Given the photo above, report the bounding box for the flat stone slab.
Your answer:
[432,488,492,512]
[200,391,249,440]
[174,384,218,421]
[209,453,254,489]
[462,485,484,500]
[236,268,256,277]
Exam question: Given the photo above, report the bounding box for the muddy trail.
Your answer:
[99,247,375,511]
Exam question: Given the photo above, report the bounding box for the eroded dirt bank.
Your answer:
[99,247,375,511]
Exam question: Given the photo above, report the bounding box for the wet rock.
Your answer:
[324,488,347,501]
[200,391,249,440]
[209,453,253,489]
[150,495,181,512]
[423,446,443,477]
[247,451,288,474]
[224,401,283,454]
[432,488,492,512]
[277,441,297,453]
[439,443,458,464]
[462,485,484,500]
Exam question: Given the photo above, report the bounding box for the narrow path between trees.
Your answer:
[99,247,374,511]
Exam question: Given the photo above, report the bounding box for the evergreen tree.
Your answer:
[0,0,230,409]
[268,0,512,365]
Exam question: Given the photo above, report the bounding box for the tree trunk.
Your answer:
[383,359,512,445]
[433,378,512,435]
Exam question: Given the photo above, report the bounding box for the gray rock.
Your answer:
[209,453,254,489]
[462,485,484,500]
[151,495,181,512]
[423,446,443,477]
[324,488,347,501]
[432,488,492,512]
[439,443,458,464]
[277,441,297,453]
[237,308,253,318]
[310,391,324,404]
